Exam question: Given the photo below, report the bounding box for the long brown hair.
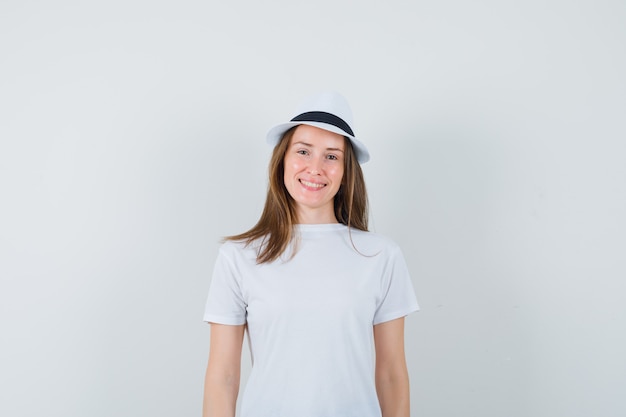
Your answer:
[225,127,369,263]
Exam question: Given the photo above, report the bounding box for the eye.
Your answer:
[296,149,309,156]
[326,154,338,160]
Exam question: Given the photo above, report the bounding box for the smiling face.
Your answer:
[283,124,346,224]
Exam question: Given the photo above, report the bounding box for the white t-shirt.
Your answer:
[204,223,419,417]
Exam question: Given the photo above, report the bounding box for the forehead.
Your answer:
[289,124,346,149]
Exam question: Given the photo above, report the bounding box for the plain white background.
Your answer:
[1,1,624,416]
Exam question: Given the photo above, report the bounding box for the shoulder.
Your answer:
[218,239,261,263]
[345,228,403,255]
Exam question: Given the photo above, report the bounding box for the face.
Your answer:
[283,124,345,223]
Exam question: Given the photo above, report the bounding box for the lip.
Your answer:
[298,178,327,191]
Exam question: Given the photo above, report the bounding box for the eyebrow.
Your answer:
[292,141,345,153]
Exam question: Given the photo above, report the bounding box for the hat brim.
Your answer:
[266,121,370,164]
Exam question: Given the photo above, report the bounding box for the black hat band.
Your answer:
[290,111,354,137]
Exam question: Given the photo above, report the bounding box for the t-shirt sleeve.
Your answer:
[373,245,420,325]
[203,246,247,325]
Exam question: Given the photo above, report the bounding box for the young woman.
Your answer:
[203,92,419,417]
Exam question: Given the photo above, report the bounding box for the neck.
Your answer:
[295,208,338,225]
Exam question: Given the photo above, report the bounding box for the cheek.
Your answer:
[283,158,301,183]
[282,156,293,174]
[293,160,310,176]
[330,165,344,183]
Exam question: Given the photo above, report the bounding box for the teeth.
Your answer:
[300,179,325,188]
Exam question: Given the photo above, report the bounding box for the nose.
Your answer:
[308,155,323,175]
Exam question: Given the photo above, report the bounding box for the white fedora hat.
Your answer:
[266,91,370,163]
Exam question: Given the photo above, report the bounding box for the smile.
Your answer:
[299,179,326,189]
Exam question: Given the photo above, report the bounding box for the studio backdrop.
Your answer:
[0,1,624,416]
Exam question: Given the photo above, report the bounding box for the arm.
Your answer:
[373,317,410,417]
[203,323,246,417]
